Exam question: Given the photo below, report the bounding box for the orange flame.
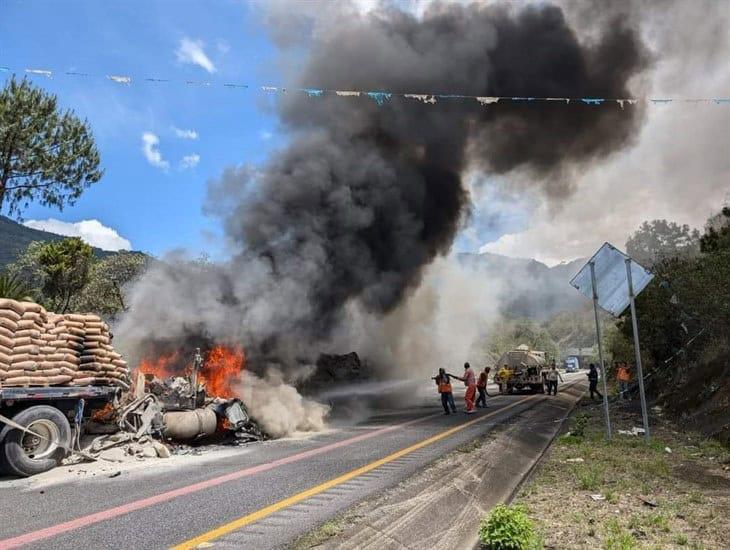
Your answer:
[138,351,180,379]
[201,345,245,398]
[136,345,245,399]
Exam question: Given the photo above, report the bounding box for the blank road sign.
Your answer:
[570,242,654,317]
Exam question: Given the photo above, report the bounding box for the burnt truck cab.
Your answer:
[0,385,120,477]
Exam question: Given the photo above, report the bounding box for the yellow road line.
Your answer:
[173,395,536,549]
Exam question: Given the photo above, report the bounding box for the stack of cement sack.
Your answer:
[0,299,130,389]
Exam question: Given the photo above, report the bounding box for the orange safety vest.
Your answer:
[617,367,631,381]
[437,375,453,394]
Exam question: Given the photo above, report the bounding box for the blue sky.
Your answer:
[1,0,522,258]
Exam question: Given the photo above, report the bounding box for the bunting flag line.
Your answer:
[2,64,729,107]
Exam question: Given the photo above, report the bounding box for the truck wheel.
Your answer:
[0,406,71,477]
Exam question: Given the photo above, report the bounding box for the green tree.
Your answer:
[6,241,46,298]
[626,219,700,267]
[700,206,730,254]
[0,271,33,301]
[37,238,94,312]
[0,76,102,216]
[73,252,148,318]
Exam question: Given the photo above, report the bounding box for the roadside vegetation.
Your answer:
[514,401,730,549]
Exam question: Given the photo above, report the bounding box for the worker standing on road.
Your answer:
[452,362,477,414]
[545,364,564,396]
[617,362,631,400]
[587,363,602,400]
[476,366,490,408]
[433,368,457,415]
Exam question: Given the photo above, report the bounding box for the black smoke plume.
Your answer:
[118,2,649,365]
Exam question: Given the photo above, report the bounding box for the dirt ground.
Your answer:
[516,398,730,549]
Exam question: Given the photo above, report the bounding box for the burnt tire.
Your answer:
[0,406,71,477]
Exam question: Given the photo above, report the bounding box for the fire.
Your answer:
[91,402,116,422]
[136,344,245,399]
[201,345,245,398]
[138,351,180,379]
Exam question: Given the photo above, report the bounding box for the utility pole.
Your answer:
[590,261,612,440]
[625,259,650,441]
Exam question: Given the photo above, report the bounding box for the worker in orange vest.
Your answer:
[433,368,457,414]
[452,362,477,414]
[617,362,631,399]
[476,366,490,408]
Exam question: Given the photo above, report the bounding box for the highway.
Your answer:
[0,374,585,549]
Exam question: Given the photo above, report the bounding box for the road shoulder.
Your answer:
[292,382,585,550]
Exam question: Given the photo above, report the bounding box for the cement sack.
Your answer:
[0,299,26,316]
[33,367,61,376]
[84,335,110,344]
[1,368,25,378]
[12,360,38,371]
[12,336,32,348]
[14,328,41,340]
[59,366,78,377]
[0,352,11,366]
[0,326,13,339]
[0,335,13,349]
[40,346,57,354]
[64,313,86,323]
[82,341,101,350]
[16,319,39,331]
[0,317,18,331]
[2,376,30,386]
[61,320,85,329]
[84,327,102,336]
[18,301,43,314]
[67,327,86,338]
[60,353,80,364]
[12,346,39,357]
[46,375,73,385]
[82,314,101,322]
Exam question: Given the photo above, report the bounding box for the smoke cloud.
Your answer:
[117,1,649,368]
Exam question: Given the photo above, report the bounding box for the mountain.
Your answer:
[458,252,587,319]
[0,215,116,268]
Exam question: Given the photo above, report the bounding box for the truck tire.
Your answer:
[0,406,71,477]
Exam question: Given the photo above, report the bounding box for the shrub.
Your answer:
[479,504,540,549]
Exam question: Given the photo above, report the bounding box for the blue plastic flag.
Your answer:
[581,98,605,105]
[367,91,392,106]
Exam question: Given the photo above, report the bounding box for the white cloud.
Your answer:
[259,130,273,141]
[172,127,199,140]
[180,153,200,170]
[24,219,132,251]
[175,37,216,73]
[141,132,169,171]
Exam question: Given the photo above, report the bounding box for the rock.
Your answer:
[141,445,157,459]
[99,447,126,462]
[152,441,171,458]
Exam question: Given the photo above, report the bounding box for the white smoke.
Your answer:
[335,257,504,379]
[236,369,330,437]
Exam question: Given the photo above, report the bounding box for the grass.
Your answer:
[576,463,605,491]
[515,401,730,549]
[291,517,350,549]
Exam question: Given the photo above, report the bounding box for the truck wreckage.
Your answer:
[0,298,267,477]
[1,348,267,477]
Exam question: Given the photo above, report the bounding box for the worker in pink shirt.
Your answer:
[452,362,477,414]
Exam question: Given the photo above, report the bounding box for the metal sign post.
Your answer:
[625,258,650,441]
[589,262,612,440]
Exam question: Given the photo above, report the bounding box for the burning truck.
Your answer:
[0,298,265,477]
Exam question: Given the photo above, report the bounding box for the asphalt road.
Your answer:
[0,374,584,549]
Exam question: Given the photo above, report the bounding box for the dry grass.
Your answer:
[516,400,730,549]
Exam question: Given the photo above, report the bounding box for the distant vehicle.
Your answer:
[494,345,547,394]
[564,357,580,373]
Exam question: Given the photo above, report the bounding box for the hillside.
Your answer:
[0,215,116,268]
[458,252,586,319]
